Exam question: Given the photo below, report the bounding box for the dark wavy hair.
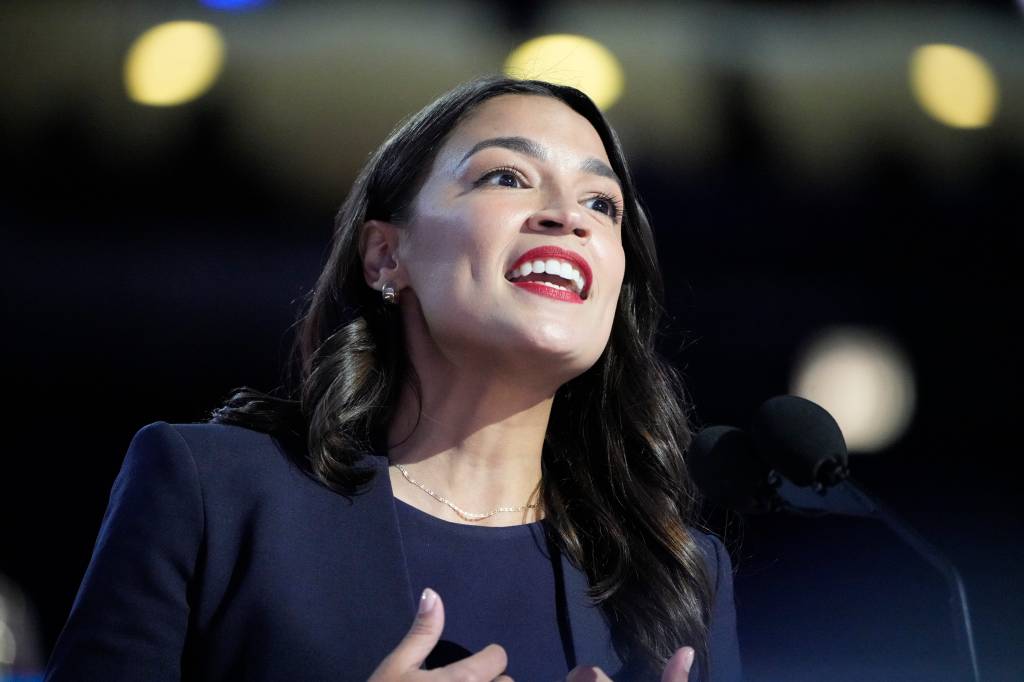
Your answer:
[212,76,714,679]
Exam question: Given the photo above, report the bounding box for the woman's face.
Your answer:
[397,94,627,387]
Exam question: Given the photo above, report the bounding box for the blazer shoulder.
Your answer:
[144,420,299,468]
[155,420,281,450]
[137,421,388,508]
[125,421,313,499]
[687,526,743,681]
[688,527,732,590]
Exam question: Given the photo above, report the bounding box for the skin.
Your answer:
[361,94,625,527]
[361,94,692,681]
[366,589,695,682]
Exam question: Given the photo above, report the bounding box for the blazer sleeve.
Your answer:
[45,422,203,681]
[704,533,743,682]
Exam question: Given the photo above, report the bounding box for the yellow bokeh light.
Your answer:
[124,21,226,107]
[909,44,998,129]
[503,34,625,111]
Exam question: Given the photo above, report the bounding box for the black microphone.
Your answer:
[687,425,780,514]
[751,395,849,490]
[741,395,981,682]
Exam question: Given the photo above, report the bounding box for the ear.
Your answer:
[359,219,405,293]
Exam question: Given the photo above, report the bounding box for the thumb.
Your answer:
[660,646,695,682]
[387,588,445,672]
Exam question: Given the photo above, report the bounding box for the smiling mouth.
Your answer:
[503,258,585,294]
[504,250,591,300]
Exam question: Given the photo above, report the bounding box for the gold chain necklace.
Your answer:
[392,463,540,522]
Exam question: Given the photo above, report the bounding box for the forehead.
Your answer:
[440,94,612,167]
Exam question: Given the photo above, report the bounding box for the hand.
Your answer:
[564,646,695,682]
[367,588,514,681]
[659,647,696,682]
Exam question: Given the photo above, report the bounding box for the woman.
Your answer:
[45,77,741,681]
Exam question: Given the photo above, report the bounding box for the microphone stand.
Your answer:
[772,476,982,682]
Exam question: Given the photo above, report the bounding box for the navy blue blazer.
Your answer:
[46,422,741,681]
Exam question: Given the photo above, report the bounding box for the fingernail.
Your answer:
[418,587,437,615]
[681,647,695,673]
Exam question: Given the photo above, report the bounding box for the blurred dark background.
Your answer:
[2,1,1021,680]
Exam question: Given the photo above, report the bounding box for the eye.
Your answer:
[475,166,528,189]
[584,193,624,221]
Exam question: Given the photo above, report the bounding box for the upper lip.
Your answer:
[506,245,593,297]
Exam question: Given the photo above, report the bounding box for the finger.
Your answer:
[435,643,508,681]
[376,588,446,674]
[566,665,614,682]
[660,646,695,682]
[494,676,515,682]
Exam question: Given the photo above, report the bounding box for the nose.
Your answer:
[526,203,591,241]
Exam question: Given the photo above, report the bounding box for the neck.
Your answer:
[386,353,554,528]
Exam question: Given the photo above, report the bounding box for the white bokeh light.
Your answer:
[791,327,916,453]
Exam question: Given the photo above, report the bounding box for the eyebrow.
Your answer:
[458,135,622,189]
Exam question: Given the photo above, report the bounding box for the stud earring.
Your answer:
[381,283,398,305]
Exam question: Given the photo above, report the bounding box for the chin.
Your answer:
[509,325,605,378]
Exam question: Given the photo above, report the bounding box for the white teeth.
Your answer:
[506,256,589,296]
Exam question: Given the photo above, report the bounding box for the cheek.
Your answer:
[596,245,627,334]
[406,212,473,272]
[610,247,627,287]
[401,219,495,317]
[600,240,627,300]
[406,199,522,288]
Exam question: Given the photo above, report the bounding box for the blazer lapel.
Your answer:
[342,454,418,665]
[559,551,626,676]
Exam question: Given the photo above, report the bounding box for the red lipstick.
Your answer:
[507,246,593,300]
[511,281,583,303]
